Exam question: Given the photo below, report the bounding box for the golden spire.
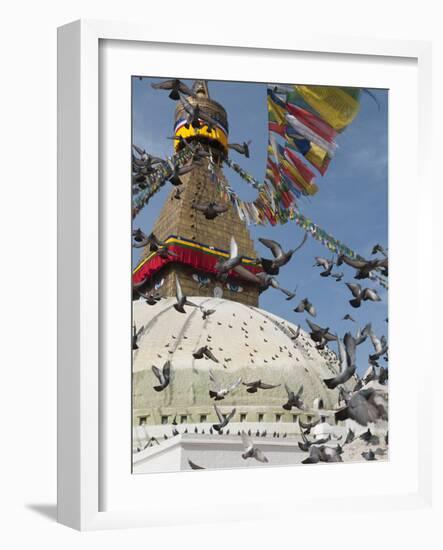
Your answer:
[192,80,210,98]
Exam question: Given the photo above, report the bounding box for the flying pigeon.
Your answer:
[192,201,229,220]
[335,386,388,426]
[337,254,388,279]
[242,380,281,393]
[187,459,206,470]
[137,289,163,305]
[323,333,357,389]
[294,298,316,317]
[371,244,388,257]
[313,256,334,277]
[193,346,219,363]
[208,370,242,401]
[331,272,344,282]
[151,360,171,392]
[259,232,307,275]
[143,232,178,259]
[173,275,198,313]
[343,314,356,322]
[297,431,331,452]
[306,319,337,348]
[298,418,320,434]
[240,432,269,463]
[345,283,382,308]
[151,78,196,100]
[282,384,305,410]
[366,324,388,361]
[214,237,243,274]
[212,403,236,431]
[228,141,251,158]
[256,272,296,299]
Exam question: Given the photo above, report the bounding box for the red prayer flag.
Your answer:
[286,102,337,143]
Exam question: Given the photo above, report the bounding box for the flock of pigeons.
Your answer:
[132,77,389,469]
[132,229,389,467]
[132,78,251,196]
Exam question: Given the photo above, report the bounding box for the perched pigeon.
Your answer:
[301,444,343,464]
[132,323,143,350]
[287,325,301,340]
[344,428,355,444]
[359,428,380,445]
[361,449,377,461]
[200,307,216,320]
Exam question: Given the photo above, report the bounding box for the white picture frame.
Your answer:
[57,19,433,531]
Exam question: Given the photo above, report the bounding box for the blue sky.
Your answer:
[132,77,388,375]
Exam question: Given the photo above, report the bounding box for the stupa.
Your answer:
[132,80,261,306]
[131,80,356,473]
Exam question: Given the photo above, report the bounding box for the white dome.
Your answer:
[133,297,351,427]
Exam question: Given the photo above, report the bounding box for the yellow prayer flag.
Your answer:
[294,86,360,131]
[280,158,318,196]
[267,96,286,126]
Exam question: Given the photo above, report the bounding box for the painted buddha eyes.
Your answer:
[154,278,165,290]
[192,272,243,292]
[192,273,210,285]
[227,282,243,293]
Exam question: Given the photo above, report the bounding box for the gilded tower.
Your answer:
[133,81,261,306]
